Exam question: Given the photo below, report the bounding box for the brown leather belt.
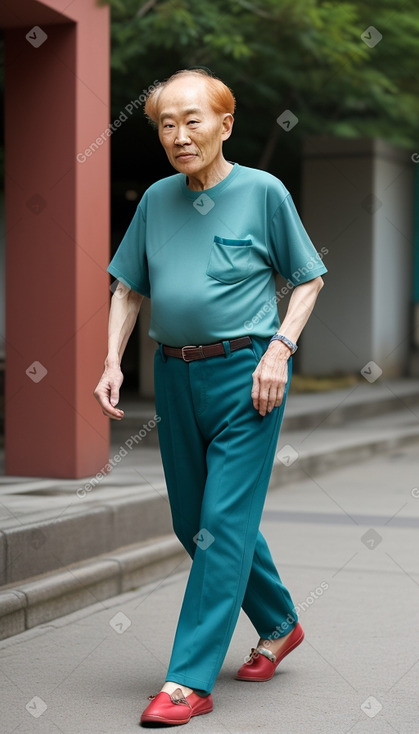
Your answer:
[162,336,252,362]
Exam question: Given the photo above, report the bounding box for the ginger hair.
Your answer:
[144,69,236,126]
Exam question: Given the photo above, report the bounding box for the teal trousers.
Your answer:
[153,335,298,696]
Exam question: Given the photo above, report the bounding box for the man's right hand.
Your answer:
[93,366,125,420]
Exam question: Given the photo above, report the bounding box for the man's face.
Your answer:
[157,77,233,177]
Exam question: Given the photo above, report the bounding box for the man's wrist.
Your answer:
[269,333,298,354]
[267,340,293,359]
[104,356,121,370]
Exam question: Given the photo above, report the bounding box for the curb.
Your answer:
[282,389,419,432]
[0,535,188,641]
[271,426,419,486]
[0,491,172,587]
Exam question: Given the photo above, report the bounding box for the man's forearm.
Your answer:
[277,276,324,342]
[268,276,324,359]
[105,283,144,368]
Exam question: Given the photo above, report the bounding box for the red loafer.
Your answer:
[236,622,304,681]
[140,687,213,726]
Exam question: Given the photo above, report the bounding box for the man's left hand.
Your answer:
[251,341,291,416]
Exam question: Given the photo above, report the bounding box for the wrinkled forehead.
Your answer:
[157,76,213,120]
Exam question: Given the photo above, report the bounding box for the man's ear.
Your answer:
[221,113,234,141]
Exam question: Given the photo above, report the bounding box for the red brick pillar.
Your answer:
[3,1,110,477]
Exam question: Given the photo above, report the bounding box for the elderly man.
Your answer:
[94,68,327,727]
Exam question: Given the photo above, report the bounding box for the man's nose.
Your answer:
[175,127,191,145]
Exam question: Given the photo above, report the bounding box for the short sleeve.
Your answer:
[268,193,327,286]
[107,202,150,298]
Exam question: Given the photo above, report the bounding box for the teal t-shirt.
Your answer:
[107,163,327,346]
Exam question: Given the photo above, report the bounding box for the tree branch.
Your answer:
[136,0,159,19]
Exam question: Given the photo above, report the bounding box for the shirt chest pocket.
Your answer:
[206,236,254,284]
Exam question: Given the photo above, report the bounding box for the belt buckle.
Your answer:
[181,345,197,362]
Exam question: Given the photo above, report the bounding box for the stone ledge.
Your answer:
[1,492,173,586]
[0,535,187,641]
[271,427,419,486]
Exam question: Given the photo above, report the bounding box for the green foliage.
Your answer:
[103,0,419,156]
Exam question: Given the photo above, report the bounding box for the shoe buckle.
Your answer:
[170,688,191,707]
[256,646,276,663]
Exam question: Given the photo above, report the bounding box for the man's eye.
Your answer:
[163,123,174,128]
[188,120,199,125]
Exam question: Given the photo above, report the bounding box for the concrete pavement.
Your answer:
[1,441,419,733]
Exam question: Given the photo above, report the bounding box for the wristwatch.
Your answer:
[269,333,298,354]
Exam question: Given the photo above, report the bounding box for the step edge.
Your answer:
[270,431,419,484]
[0,535,187,640]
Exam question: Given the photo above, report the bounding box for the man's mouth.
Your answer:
[176,153,197,160]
